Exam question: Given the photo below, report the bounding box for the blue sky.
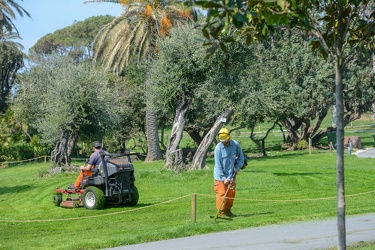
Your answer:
[13,0,124,53]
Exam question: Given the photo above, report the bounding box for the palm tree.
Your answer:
[85,0,191,161]
[0,0,31,33]
[0,27,24,112]
[0,27,23,49]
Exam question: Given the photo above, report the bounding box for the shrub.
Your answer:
[297,140,309,150]
[1,142,34,161]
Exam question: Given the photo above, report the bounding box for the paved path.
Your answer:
[108,213,375,250]
[107,148,375,250]
[354,147,375,158]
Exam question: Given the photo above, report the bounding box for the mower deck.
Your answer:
[54,188,85,208]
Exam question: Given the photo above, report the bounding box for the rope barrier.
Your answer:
[198,190,375,202]
[1,190,374,223]
[0,194,191,223]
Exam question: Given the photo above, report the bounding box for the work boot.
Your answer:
[217,210,226,217]
[68,183,75,189]
[225,210,237,218]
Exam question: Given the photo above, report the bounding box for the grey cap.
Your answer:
[92,141,102,148]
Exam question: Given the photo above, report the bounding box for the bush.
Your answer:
[1,142,34,161]
[297,140,309,150]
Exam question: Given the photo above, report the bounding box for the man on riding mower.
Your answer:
[69,141,105,190]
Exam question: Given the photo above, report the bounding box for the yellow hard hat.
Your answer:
[218,128,231,142]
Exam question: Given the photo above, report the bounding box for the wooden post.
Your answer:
[309,138,312,155]
[192,193,197,222]
[44,156,47,164]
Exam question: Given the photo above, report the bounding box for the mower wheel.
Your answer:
[126,185,139,206]
[53,193,62,206]
[83,187,105,210]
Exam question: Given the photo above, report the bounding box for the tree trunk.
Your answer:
[277,122,287,143]
[0,58,23,113]
[144,55,163,162]
[190,108,233,170]
[165,97,190,171]
[249,121,277,157]
[145,103,163,162]
[311,126,336,145]
[336,67,346,249]
[332,105,337,127]
[299,118,310,142]
[159,116,167,151]
[370,54,375,120]
[51,130,70,166]
[281,118,300,149]
[66,131,78,165]
[185,127,204,147]
[307,109,328,140]
[335,3,346,249]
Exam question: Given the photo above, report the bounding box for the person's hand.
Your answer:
[241,158,248,170]
[224,178,230,186]
[224,178,233,186]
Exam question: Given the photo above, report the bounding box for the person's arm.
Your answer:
[235,142,245,171]
[214,144,226,182]
[80,164,94,171]
[80,152,97,171]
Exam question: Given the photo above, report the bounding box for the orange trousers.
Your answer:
[214,179,236,212]
[74,170,92,188]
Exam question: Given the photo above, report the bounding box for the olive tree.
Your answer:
[149,25,208,170]
[241,28,335,149]
[150,24,252,170]
[12,54,118,166]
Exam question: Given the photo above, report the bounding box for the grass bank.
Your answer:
[0,149,374,249]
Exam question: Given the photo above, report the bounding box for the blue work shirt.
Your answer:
[214,139,245,181]
[89,150,108,175]
[88,150,103,167]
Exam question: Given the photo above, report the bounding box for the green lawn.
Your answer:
[1,149,374,249]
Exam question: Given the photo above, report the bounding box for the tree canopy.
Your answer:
[29,15,115,60]
[12,54,119,165]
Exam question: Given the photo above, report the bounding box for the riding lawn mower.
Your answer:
[53,151,139,210]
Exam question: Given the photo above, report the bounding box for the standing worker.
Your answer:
[214,128,246,218]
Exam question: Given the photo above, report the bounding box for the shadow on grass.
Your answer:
[0,184,34,195]
[103,202,155,210]
[238,211,274,218]
[273,172,323,176]
[249,149,335,160]
[241,170,266,173]
[214,217,233,222]
[250,153,309,160]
